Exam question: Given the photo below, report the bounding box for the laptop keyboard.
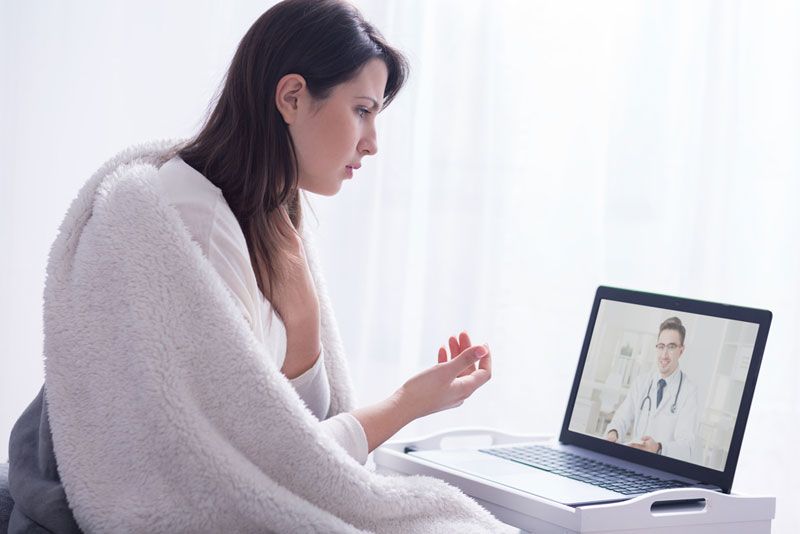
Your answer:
[479,444,691,495]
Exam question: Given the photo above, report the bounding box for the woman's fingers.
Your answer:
[447,344,488,374]
[447,331,473,356]
[449,335,471,377]
[455,331,474,377]
[455,365,491,394]
[459,331,471,350]
[452,347,491,396]
[417,343,492,416]
[455,349,491,390]
[478,344,492,374]
[443,332,477,377]
[448,336,459,360]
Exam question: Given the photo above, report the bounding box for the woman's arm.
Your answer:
[351,393,413,453]
[352,342,492,453]
[272,228,493,452]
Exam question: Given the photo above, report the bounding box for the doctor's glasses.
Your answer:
[655,343,682,354]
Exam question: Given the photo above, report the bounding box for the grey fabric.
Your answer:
[1,462,13,533]
[7,386,81,533]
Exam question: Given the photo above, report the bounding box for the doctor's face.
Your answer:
[655,329,684,377]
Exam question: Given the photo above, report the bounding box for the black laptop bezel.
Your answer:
[558,286,771,493]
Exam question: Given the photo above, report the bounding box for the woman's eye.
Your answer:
[356,107,370,118]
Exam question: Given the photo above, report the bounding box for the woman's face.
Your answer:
[280,58,389,196]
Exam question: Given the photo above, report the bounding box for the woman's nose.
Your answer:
[358,128,378,156]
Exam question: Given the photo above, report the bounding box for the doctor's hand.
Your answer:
[395,332,492,419]
[605,430,619,443]
[629,435,660,453]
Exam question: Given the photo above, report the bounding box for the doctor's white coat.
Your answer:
[607,369,699,463]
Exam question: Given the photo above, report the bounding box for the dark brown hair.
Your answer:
[659,317,686,345]
[175,0,408,301]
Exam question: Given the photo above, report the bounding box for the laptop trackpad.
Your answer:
[409,449,623,506]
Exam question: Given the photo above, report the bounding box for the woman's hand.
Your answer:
[438,331,478,377]
[352,331,493,453]
[396,331,492,420]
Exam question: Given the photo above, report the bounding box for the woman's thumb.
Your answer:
[451,344,488,370]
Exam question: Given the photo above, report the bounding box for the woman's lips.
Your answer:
[345,164,360,178]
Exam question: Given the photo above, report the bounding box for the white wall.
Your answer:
[1,0,274,462]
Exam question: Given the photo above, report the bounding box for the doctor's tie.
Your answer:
[656,378,667,408]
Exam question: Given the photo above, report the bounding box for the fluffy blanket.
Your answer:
[40,140,513,533]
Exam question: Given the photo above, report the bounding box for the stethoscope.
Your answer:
[639,370,683,415]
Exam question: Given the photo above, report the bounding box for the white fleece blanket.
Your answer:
[42,140,514,533]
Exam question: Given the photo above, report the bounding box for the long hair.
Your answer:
[174,0,408,301]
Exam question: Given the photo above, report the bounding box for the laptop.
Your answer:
[408,286,771,506]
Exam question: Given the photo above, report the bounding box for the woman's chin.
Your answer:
[300,181,343,197]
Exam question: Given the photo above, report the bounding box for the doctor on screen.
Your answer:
[605,317,698,462]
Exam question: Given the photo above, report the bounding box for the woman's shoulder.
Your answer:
[155,156,224,213]
[152,156,233,254]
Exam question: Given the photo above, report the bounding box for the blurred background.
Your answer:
[2,0,798,530]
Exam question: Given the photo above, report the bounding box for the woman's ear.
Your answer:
[275,74,307,125]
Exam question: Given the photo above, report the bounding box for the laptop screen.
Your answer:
[560,287,771,491]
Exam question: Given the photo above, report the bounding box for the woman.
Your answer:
[9,0,504,532]
[167,0,494,463]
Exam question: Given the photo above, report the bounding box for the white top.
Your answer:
[151,156,368,464]
[607,368,699,462]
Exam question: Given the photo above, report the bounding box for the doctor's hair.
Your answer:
[659,317,686,345]
[174,0,408,301]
